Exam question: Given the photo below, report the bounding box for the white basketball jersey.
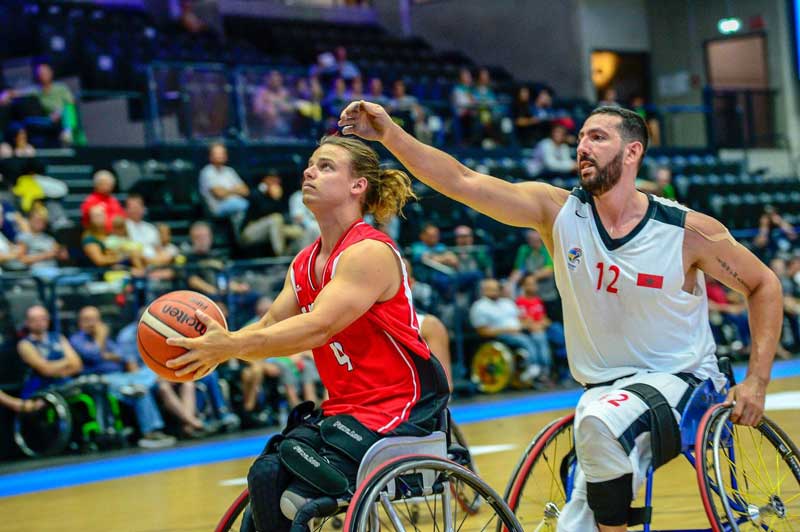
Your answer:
[552,189,723,387]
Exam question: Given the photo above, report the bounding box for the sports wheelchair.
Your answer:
[215,416,523,531]
[501,360,800,531]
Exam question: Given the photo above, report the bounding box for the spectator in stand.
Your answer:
[293,76,324,137]
[0,229,21,271]
[333,45,361,81]
[18,305,83,399]
[199,143,250,226]
[706,277,751,355]
[470,278,552,385]
[387,79,431,143]
[508,229,560,320]
[12,159,69,215]
[515,273,559,372]
[409,223,460,298]
[535,122,577,176]
[638,165,676,199]
[753,205,797,262]
[0,126,36,159]
[240,171,303,254]
[368,78,388,106]
[124,194,162,265]
[34,63,76,145]
[770,257,798,357]
[598,86,620,107]
[156,223,180,265]
[253,70,293,137]
[349,76,366,101]
[105,215,146,264]
[324,77,349,120]
[288,188,320,251]
[80,170,125,233]
[16,207,66,279]
[512,86,538,147]
[451,224,492,297]
[70,306,176,448]
[182,221,250,299]
[631,94,661,147]
[473,68,500,147]
[0,199,27,243]
[451,68,477,145]
[82,205,141,269]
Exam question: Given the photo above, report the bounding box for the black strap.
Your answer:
[628,506,652,526]
[620,382,681,469]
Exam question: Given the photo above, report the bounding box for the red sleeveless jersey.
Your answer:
[291,220,442,433]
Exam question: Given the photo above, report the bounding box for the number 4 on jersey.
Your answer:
[329,342,354,371]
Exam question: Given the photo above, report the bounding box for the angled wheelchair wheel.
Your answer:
[502,413,575,532]
[14,391,72,458]
[344,455,524,532]
[215,489,255,532]
[696,404,800,531]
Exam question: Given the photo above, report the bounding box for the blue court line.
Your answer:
[2,358,799,499]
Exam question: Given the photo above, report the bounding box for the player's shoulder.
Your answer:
[683,210,736,254]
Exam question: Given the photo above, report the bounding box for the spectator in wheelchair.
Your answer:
[69,305,175,449]
[17,304,83,399]
[470,277,553,386]
[339,101,783,532]
[163,135,450,531]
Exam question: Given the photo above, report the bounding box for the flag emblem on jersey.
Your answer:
[636,273,664,289]
[567,247,583,271]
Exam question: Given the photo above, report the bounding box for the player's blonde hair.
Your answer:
[319,135,416,224]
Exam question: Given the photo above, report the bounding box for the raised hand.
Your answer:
[338,100,395,142]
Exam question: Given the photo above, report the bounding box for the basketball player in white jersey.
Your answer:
[339,101,783,531]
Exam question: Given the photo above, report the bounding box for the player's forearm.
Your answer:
[745,272,783,385]
[383,122,473,199]
[234,313,330,361]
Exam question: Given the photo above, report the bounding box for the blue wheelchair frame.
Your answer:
[558,379,732,532]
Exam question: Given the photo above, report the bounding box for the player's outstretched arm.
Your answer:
[166,240,398,376]
[686,211,783,426]
[339,100,567,231]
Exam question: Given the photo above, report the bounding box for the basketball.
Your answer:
[137,290,227,382]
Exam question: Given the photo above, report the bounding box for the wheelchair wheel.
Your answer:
[215,489,254,532]
[344,454,523,531]
[449,421,482,515]
[696,403,800,531]
[502,413,575,531]
[14,391,72,458]
[471,341,514,394]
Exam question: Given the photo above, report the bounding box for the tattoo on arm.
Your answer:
[715,257,753,292]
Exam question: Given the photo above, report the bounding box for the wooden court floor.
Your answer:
[1,376,799,532]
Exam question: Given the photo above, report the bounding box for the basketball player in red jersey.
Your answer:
[166,136,450,531]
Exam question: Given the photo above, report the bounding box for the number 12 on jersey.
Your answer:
[596,262,620,294]
[329,342,354,371]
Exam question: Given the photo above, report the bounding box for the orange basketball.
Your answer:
[137,290,227,382]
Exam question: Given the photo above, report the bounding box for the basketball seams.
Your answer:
[137,327,174,371]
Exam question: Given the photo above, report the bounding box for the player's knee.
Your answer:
[586,473,633,526]
[279,488,312,520]
[575,415,629,481]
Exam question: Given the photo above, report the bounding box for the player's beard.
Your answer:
[580,149,623,196]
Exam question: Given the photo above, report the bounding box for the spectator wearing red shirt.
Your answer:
[706,278,750,352]
[80,170,125,233]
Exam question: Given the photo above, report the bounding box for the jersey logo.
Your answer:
[295,284,303,292]
[567,247,583,271]
[575,208,588,219]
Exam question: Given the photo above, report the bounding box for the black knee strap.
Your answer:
[621,382,681,469]
[278,440,349,497]
[587,474,633,526]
